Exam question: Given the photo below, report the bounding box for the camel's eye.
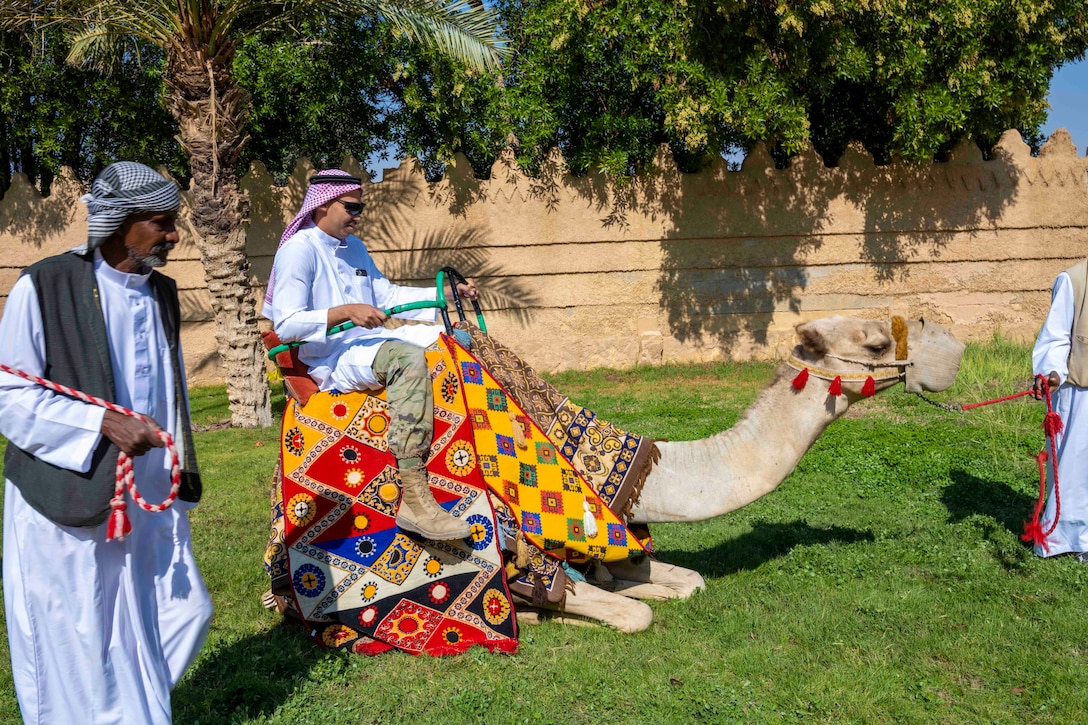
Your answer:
[865,342,891,357]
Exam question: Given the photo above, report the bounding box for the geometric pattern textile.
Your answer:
[269,335,518,657]
[443,337,648,564]
[462,324,659,521]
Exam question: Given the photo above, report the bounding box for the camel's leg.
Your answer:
[596,558,706,601]
[513,581,653,633]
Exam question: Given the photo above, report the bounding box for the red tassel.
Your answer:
[791,367,809,391]
[861,376,876,397]
[828,376,842,397]
[1021,517,1047,550]
[106,505,131,542]
[1044,411,1063,437]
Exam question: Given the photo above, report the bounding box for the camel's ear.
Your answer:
[795,321,829,355]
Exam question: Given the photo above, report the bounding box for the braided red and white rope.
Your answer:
[0,364,181,541]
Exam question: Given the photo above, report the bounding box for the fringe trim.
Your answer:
[619,440,660,521]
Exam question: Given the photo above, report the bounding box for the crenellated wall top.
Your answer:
[3,129,1085,249]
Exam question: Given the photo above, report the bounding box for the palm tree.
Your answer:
[1,1,506,427]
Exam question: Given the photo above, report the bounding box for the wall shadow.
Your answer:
[644,133,1036,354]
[0,172,81,249]
[368,223,538,328]
[654,519,875,578]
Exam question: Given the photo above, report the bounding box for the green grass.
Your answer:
[2,337,1087,723]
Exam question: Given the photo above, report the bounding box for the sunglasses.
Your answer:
[335,200,365,215]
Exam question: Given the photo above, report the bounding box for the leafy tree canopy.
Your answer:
[389,0,1088,176]
[235,16,506,181]
[0,26,182,194]
[6,2,1088,190]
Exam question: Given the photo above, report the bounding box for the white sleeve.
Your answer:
[268,241,330,343]
[368,262,439,322]
[1033,272,1074,384]
[0,275,106,472]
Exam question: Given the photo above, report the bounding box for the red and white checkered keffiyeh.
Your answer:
[263,169,363,309]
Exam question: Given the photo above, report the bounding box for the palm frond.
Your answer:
[325,0,508,72]
[1,0,508,72]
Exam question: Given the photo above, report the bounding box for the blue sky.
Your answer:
[1042,58,1088,155]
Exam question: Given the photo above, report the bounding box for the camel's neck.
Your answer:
[628,366,853,524]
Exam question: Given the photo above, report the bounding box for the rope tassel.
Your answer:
[582,499,599,539]
[791,367,809,391]
[1022,449,1054,551]
[107,493,132,540]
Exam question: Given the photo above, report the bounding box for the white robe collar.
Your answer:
[93,248,152,290]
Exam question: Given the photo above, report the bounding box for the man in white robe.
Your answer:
[0,161,213,723]
[1032,260,1088,560]
[263,170,479,541]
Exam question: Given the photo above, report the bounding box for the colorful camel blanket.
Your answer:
[464,325,658,522]
[266,331,654,655]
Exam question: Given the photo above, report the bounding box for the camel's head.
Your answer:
[792,316,964,395]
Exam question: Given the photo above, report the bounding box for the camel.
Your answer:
[515,315,965,633]
[262,313,964,640]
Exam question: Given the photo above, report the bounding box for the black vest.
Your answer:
[3,251,192,526]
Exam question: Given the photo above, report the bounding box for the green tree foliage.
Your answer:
[0,27,181,194]
[235,18,398,179]
[235,17,505,181]
[385,0,1088,177]
[2,0,507,428]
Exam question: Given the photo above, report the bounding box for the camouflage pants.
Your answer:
[372,340,433,463]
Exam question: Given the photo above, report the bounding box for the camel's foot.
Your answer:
[594,558,706,601]
[513,581,653,633]
[261,589,289,616]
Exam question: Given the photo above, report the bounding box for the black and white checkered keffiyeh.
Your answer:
[79,161,181,250]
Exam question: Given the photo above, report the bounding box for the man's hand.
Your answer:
[456,279,479,301]
[329,303,387,330]
[1031,371,1062,399]
[101,409,164,457]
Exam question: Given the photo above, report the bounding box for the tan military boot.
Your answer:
[395,459,471,540]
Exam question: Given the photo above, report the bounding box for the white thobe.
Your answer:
[263,224,443,391]
[1032,270,1088,556]
[0,252,213,724]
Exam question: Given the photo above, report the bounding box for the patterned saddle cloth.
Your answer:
[265,329,658,656]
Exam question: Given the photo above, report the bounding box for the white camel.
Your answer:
[515,315,965,632]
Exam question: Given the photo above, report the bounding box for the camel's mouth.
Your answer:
[903,319,965,393]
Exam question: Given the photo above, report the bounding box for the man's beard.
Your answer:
[127,243,171,272]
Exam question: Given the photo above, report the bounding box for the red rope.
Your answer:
[960,389,1034,410]
[1020,377,1061,551]
[0,364,181,542]
[958,376,1062,550]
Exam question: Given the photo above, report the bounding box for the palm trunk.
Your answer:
[167,49,271,428]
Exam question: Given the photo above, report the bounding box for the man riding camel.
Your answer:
[263,170,477,541]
